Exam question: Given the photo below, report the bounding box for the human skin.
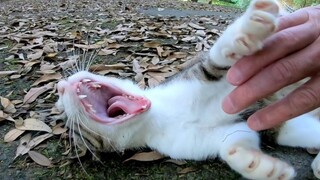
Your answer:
[222,6,320,131]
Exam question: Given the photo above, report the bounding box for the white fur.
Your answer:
[57,0,320,179]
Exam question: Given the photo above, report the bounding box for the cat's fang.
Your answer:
[90,107,97,113]
[79,94,87,99]
[76,88,80,93]
[91,83,101,88]
[82,79,91,83]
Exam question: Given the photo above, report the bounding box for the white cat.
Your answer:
[56,0,320,179]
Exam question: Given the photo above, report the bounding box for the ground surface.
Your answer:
[0,0,318,179]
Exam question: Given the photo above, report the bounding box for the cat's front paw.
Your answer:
[223,0,279,62]
[225,147,295,180]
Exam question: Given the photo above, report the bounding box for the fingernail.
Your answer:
[248,116,263,131]
[227,68,243,85]
[222,96,237,114]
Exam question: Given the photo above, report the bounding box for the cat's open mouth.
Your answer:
[75,78,151,124]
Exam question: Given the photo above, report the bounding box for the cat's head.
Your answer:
[56,71,151,151]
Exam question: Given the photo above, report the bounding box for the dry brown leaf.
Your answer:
[188,22,205,30]
[23,82,54,104]
[165,159,187,166]
[46,53,57,58]
[123,151,164,162]
[27,133,53,149]
[307,148,319,155]
[151,56,160,65]
[0,71,17,77]
[28,151,53,167]
[156,46,164,57]
[74,44,102,49]
[98,48,117,56]
[27,49,44,61]
[4,129,25,142]
[181,36,196,42]
[143,41,161,48]
[10,74,21,79]
[107,43,123,49]
[147,73,166,87]
[15,133,32,158]
[52,126,68,135]
[0,96,16,113]
[16,118,52,133]
[178,167,197,174]
[32,73,62,86]
[0,110,14,122]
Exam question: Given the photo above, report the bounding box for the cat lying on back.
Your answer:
[56,0,320,179]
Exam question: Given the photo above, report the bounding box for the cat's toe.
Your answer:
[311,154,320,179]
[225,147,295,180]
[252,0,279,15]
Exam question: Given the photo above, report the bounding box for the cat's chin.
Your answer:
[74,77,151,125]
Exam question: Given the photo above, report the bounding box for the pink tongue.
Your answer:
[107,96,144,115]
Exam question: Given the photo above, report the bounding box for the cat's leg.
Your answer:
[209,0,279,67]
[220,122,295,179]
[276,111,320,179]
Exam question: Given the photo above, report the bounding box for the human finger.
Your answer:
[227,21,318,85]
[248,73,320,130]
[223,36,320,114]
[277,7,309,31]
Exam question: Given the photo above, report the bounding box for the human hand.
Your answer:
[222,6,320,131]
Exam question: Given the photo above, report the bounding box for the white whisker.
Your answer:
[71,116,88,175]
[76,117,104,164]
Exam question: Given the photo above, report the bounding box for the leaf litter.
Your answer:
[0,0,239,176]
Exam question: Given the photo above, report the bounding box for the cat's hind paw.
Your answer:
[312,153,320,179]
[225,147,295,180]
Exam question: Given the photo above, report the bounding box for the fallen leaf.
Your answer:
[27,133,53,149]
[23,82,54,104]
[0,71,17,77]
[27,49,44,61]
[0,96,16,113]
[47,53,57,58]
[4,129,25,142]
[15,133,32,158]
[52,126,68,135]
[32,73,62,86]
[28,151,53,167]
[124,151,164,162]
[178,167,197,174]
[165,159,187,166]
[16,118,52,133]
[0,110,14,122]
[188,22,205,30]
[143,41,161,48]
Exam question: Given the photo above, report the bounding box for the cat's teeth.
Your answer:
[79,94,87,99]
[141,105,147,109]
[82,79,91,83]
[128,95,135,100]
[76,88,80,93]
[86,103,93,107]
[91,83,101,88]
[90,107,96,113]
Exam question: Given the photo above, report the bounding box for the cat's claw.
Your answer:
[225,0,279,61]
[312,153,320,179]
[224,147,295,180]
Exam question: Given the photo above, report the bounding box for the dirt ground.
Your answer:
[0,0,318,179]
